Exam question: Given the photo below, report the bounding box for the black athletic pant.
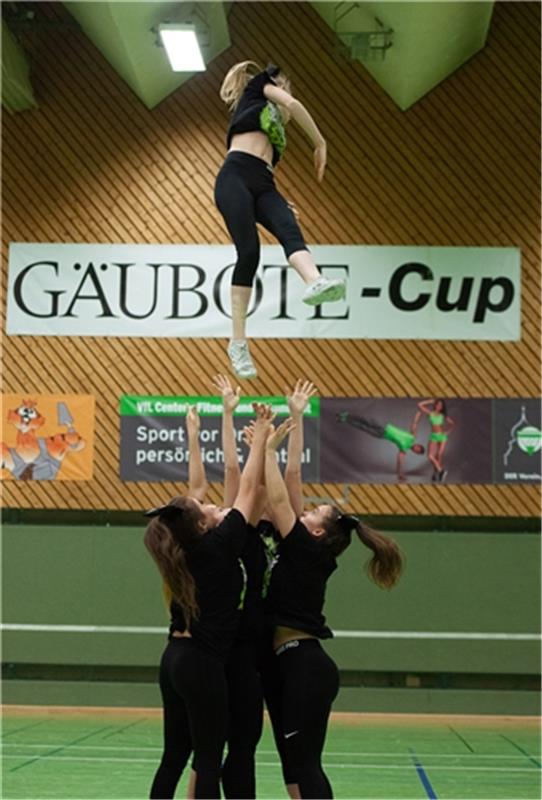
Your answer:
[150,638,227,799]
[263,639,340,799]
[340,413,385,439]
[221,638,264,798]
[214,151,308,287]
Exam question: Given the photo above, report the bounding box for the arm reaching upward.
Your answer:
[285,379,317,517]
[417,399,434,414]
[233,404,273,521]
[186,406,208,502]
[212,374,241,506]
[265,419,297,538]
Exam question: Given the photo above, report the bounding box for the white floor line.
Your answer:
[1,624,540,640]
[2,743,539,760]
[2,754,540,773]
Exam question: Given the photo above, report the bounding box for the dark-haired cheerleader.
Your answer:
[143,404,272,799]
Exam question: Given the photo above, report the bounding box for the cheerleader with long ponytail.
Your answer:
[262,381,403,799]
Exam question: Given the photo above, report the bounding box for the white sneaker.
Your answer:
[227,340,258,380]
[302,277,346,305]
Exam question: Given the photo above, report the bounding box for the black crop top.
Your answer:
[226,68,287,166]
[265,520,337,639]
[169,508,248,658]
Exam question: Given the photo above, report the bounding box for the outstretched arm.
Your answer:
[233,404,273,522]
[212,374,241,507]
[263,84,326,182]
[265,419,297,538]
[186,406,208,502]
[285,379,317,517]
[411,410,422,435]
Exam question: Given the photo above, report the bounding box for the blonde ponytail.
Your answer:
[220,60,262,110]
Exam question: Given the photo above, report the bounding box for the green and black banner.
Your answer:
[119,396,540,485]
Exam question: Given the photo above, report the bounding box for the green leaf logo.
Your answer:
[516,426,542,455]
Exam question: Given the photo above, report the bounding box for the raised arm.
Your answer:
[265,419,297,538]
[241,422,270,526]
[212,374,241,507]
[417,399,434,414]
[233,404,273,521]
[285,379,317,517]
[263,84,327,182]
[186,406,208,502]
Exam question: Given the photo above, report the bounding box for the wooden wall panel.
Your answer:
[2,1,540,516]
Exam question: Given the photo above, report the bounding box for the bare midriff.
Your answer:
[273,625,316,651]
[229,131,273,167]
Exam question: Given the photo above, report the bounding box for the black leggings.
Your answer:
[344,414,385,438]
[263,639,340,799]
[221,639,264,798]
[214,151,308,288]
[150,639,227,799]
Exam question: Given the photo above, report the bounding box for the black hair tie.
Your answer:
[265,63,281,78]
[143,504,183,520]
[337,513,357,532]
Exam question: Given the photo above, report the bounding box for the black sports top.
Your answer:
[169,508,248,658]
[226,67,287,166]
[265,520,337,639]
[236,519,280,643]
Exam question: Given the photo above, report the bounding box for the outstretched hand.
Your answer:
[286,379,318,416]
[249,403,275,442]
[266,418,296,451]
[212,373,241,413]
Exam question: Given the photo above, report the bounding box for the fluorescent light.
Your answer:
[158,24,205,72]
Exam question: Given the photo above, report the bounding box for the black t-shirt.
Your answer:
[226,70,287,166]
[236,519,280,643]
[169,508,248,658]
[265,520,337,639]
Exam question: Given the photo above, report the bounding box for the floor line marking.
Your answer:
[500,734,542,768]
[9,726,114,773]
[4,754,539,772]
[101,718,147,740]
[1,623,540,640]
[410,749,438,799]
[2,743,539,760]
[2,721,51,739]
[448,725,475,753]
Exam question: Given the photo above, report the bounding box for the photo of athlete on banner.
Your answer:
[322,398,491,485]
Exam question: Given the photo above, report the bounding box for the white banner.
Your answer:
[6,243,520,340]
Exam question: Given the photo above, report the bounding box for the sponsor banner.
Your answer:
[1,394,95,481]
[493,398,542,483]
[321,397,493,485]
[7,243,520,340]
[120,395,320,483]
[120,395,540,485]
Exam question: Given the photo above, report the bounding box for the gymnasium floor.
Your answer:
[2,707,540,799]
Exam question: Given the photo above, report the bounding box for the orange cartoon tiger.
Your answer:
[1,399,85,480]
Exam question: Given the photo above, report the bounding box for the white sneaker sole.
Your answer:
[231,367,258,380]
[302,282,346,306]
[227,351,258,380]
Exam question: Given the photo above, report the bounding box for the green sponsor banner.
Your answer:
[120,395,320,417]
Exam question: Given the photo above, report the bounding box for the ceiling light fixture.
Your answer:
[157,23,205,72]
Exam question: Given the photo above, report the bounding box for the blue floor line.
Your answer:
[409,748,438,799]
